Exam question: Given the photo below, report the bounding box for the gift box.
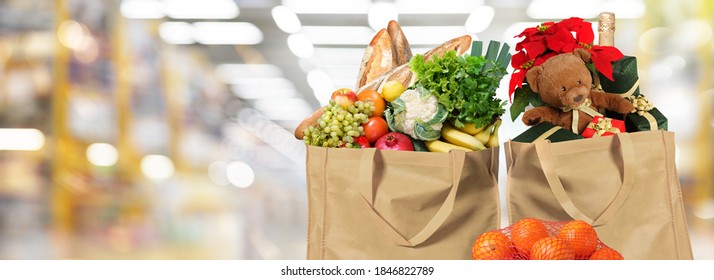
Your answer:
[512,122,584,143]
[596,56,668,131]
[582,116,625,138]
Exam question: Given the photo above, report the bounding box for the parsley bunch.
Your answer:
[409,46,508,128]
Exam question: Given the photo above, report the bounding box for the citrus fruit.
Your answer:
[381,80,405,102]
[510,218,550,258]
[357,89,386,117]
[589,247,624,260]
[472,231,515,260]
[556,220,599,259]
[530,237,576,260]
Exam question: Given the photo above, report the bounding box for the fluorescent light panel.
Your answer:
[159,21,194,44]
[287,33,315,58]
[284,0,484,14]
[312,48,365,65]
[401,26,471,45]
[193,22,262,45]
[121,0,164,19]
[164,0,239,19]
[216,64,283,81]
[159,21,263,45]
[301,26,375,45]
[395,0,484,14]
[272,5,302,33]
[0,128,45,151]
[282,0,371,14]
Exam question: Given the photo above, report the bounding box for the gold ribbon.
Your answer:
[586,117,621,137]
[616,78,640,98]
[626,94,659,130]
[561,98,603,133]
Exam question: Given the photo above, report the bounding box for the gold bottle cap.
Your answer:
[598,12,615,46]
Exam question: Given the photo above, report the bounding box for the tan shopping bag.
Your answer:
[305,146,500,259]
[505,131,693,259]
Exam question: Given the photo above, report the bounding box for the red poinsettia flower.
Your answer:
[588,45,624,80]
[507,17,624,100]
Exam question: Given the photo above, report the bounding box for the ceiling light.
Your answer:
[141,154,175,180]
[0,128,45,151]
[465,5,495,33]
[215,64,283,82]
[312,48,365,65]
[527,0,601,19]
[396,0,484,14]
[282,0,371,14]
[231,85,299,99]
[86,143,118,167]
[287,33,314,58]
[301,26,375,45]
[158,21,195,44]
[120,0,164,19]
[400,26,472,45]
[164,0,239,19]
[272,5,301,33]
[192,22,263,45]
[226,161,255,188]
[368,2,398,31]
[229,77,299,99]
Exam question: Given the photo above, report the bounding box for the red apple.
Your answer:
[331,88,357,109]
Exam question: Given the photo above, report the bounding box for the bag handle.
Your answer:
[357,148,466,247]
[534,133,636,226]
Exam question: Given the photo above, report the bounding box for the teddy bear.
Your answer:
[522,48,634,134]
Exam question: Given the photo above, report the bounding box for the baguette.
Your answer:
[293,106,324,140]
[387,20,412,66]
[355,29,396,90]
[423,35,472,61]
[378,63,414,92]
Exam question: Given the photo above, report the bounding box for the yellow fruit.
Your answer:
[381,80,406,102]
[441,123,487,151]
[475,121,495,145]
[425,140,473,153]
[454,121,488,135]
[485,119,502,148]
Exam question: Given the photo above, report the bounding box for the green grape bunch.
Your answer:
[303,100,375,148]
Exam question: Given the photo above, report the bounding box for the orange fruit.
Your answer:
[510,218,550,258]
[530,237,576,260]
[472,231,515,260]
[556,220,599,259]
[357,89,386,117]
[589,247,624,260]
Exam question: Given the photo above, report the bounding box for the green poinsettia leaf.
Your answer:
[510,86,529,121]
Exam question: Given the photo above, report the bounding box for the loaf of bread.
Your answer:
[387,20,412,66]
[423,35,472,61]
[355,29,396,90]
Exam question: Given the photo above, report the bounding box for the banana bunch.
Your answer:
[425,118,502,153]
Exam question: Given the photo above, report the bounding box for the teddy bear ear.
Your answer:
[525,66,543,92]
[573,48,592,63]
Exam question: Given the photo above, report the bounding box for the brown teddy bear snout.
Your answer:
[561,85,590,109]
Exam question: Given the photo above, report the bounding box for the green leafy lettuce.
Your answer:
[409,43,508,128]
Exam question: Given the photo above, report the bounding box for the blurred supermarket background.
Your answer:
[0,0,712,259]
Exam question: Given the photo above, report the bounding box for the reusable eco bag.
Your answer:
[305,146,500,259]
[505,131,693,260]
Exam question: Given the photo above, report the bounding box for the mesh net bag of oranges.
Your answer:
[472,218,624,260]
